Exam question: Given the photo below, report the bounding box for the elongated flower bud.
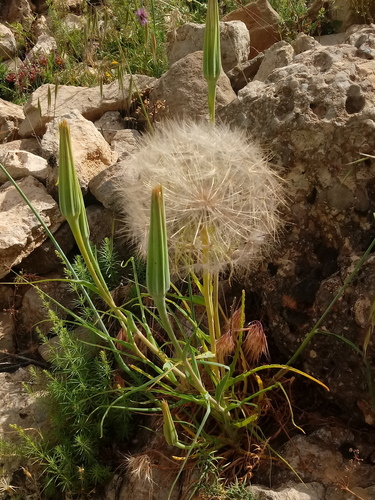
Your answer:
[58,120,90,240]
[203,0,221,122]
[161,400,179,447]
[146,185,170,300]
[58,121,83,221]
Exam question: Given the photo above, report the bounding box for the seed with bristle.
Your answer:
[123,453,154,484]
[242,320,269,366]
[216,330,235,364]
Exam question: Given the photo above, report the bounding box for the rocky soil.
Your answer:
[1,0,375,499]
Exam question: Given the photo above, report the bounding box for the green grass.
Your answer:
[0,0,339,105]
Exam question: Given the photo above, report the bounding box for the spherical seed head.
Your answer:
[118,120,284,276]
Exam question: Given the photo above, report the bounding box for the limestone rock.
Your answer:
[0,311,15,358]
[64,0,86,12]
[31,14,48,39]
[167,21,250,73]
[227,53,264,93]
[254,41,295,82]
[89,160,129,210]
[0,24,17,60]
[223,0,281,59]
[218,29,375,421]
[18,274,74,335]
[110,129,141,160]
[0,150,48,183]
[0,368,47,480]
[0,176,63,278]
[18,221,75,275]
[41,109,117,192]
[315,33,346,47]
[19,75,156,138]
[27,33,57,60]
[292,33,320,55]
[249,482,325,500]
[345,23,375,59]
[0,137,42,156]
[0,0,34,24]
[86,205,115,246]
[2,56,22,72]
[0,98,24,143]
[61,13,86,32]
[273,427,375,492]
[149,51,236,121]
[95,111,126,143]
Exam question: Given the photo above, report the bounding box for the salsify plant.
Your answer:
[57,114,328,489]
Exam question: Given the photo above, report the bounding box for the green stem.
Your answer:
[207,80,217,124]
[154,295,228,415]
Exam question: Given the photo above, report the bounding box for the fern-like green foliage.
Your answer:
[16,315,133,498]
[65,236,123,322]
[191,453,256,500]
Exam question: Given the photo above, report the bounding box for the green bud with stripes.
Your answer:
[203,0,221,123]
[146,185,170,301]
[161,400,179,447]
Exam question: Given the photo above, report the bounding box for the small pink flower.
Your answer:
[135,7,149,26]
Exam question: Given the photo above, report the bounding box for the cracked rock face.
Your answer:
[219,27,375,423]
[0,176,63,279]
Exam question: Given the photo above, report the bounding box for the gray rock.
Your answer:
[293,33,321,55]
[249,482,325,500]
[227,53,264,93]
[149,51,236,121]
[18,221,75,275]
[167,21,250,73]
[0,0,34,24]
[0,150,48,183]
[2,56,22,72]
[18,274,75,335]
[94,111,125,143]
[0,23,17,60]
[41,109,117,193]
[0,367,47,480]
[110,129,141,160]
[218,29,375,421]
[0,98,24,143]
[254,41,295,82]
[273,427,375,492]
[27,33,57,60]
[89,160,130,210]
[0,176,63,279]
[315,33,347,46]
[0,311,15,357]
[38,326,99,362]
[0,137,41,156]
[19,75,156,138]
[86,204,115,246]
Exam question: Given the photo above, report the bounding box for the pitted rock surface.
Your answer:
[219,28,375,423]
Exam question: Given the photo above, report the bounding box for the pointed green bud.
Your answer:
[203,0,221,123]
[146,185,170,300]
[58,120,90,240]
[161,400,179,447]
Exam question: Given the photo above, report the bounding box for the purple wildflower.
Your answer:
[135,7,149,26]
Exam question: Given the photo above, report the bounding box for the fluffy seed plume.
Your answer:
[118,120,284,276]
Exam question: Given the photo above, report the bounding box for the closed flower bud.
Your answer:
[161,400,179,447]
